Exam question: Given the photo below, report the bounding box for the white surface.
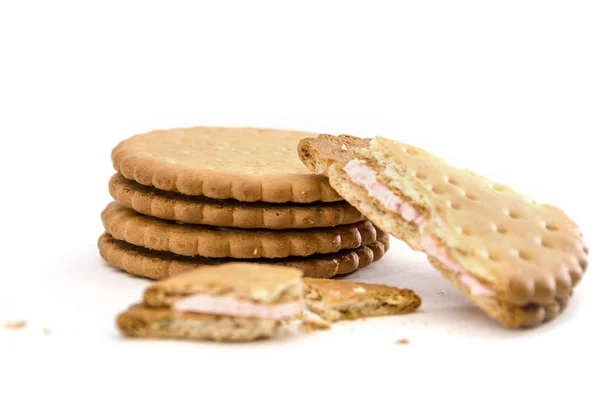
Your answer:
[1,1,599,395]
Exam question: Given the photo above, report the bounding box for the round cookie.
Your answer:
[111,126,342,203]
[109,173,364,229]
[101,202,377,258]
[98,232,390,280]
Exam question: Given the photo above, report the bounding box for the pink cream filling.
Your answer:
[344,159,494,297]
[173,294,303,320]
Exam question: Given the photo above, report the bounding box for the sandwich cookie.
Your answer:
[111,126,342,203]
[98,231,389,279]
[109,173,364,229]
[298,134,588,328]
[101,202,377,258]
[117,263,421,342]
[117,263,304,341]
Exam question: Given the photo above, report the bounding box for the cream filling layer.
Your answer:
[173,294,304,320]
[344,159,494,297]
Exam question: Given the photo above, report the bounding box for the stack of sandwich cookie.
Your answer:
[299,134,589,328]
[117,263,422,341]
[99,127,390,279]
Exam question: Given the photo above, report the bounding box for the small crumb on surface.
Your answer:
[436,290,447,296]
[42,328,51,335]
[3,320,26,330]
[395,338,410,345]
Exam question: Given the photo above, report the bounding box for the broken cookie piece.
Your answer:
[303,278,421,322]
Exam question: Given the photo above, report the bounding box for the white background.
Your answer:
[0,1,598,395]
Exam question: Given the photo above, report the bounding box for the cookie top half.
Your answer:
[112,127,342,203]
[143,263,304,308]
[366,137,588,304]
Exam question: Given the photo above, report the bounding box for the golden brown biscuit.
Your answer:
[101,202,377,258]
[98,232,389,280]
[109,173,364,229]
[298,134,588,328]
[303,278,421,321]
[117,304,279,342]
[111,126,342,203]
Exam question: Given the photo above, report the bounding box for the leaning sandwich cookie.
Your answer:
[298,135,588,328]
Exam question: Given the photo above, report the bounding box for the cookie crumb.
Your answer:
[436,289,447,296]
[3,320,26,330]
[395,338,410,345]
[42,328,51,335]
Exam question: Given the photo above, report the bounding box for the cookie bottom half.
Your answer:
[117,304,278,342]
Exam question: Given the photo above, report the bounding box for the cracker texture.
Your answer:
[364,136,587,305]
